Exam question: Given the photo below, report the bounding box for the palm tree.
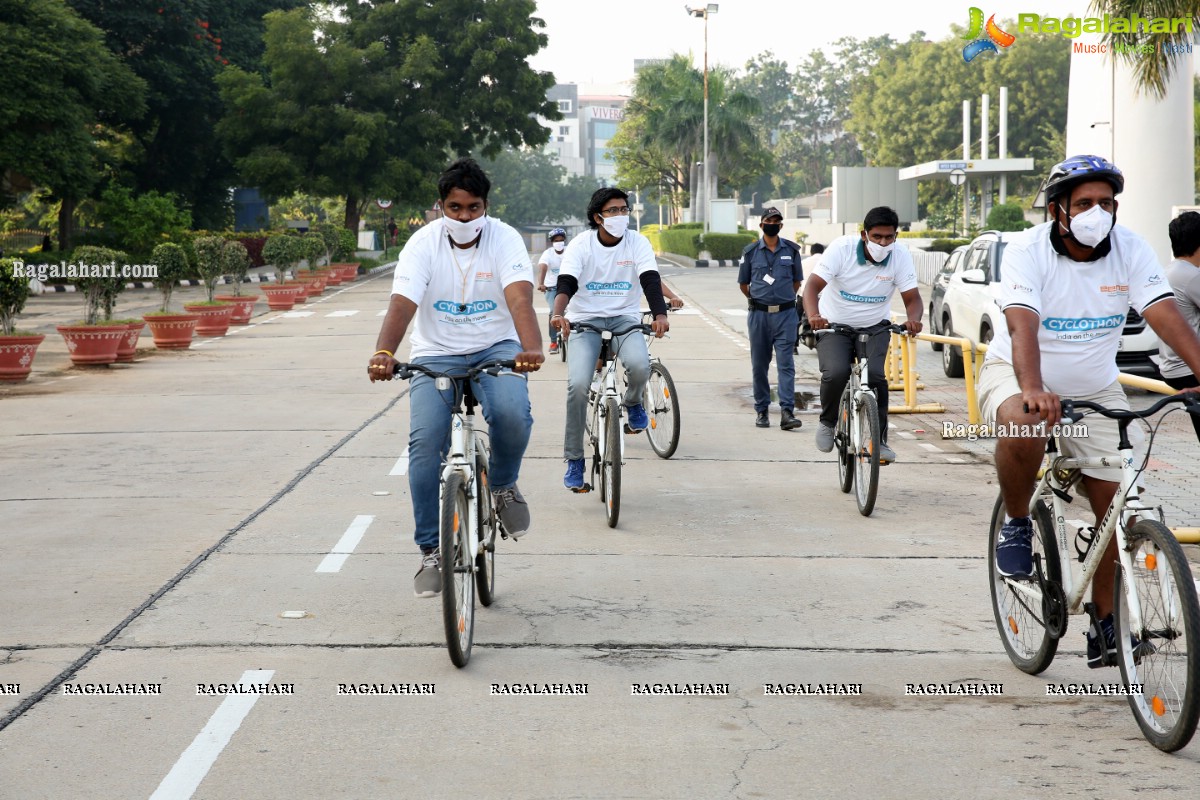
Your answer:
[1092,0,1199,96]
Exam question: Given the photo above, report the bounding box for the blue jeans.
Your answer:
[748,307,798,413]
[408,340,532,549]
[544,287,559,344]
[563,315,649,461]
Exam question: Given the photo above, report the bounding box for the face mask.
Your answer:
[865,240,893,262]
[761,223,782,238]
[601,215,629,239]
[444,214,486,245]
[552,242,565,253]
[1063,203,1113,248]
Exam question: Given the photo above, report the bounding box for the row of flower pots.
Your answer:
[0,263,362,380]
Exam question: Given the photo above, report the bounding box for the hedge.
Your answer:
[659,228,757,260]
[927,238,971,253]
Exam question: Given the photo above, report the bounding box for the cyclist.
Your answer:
[802,206,922,463]
[368,158,544,598]
[536,228,568,355]
[1158,211,1200,443]
[551,187,669,491]
[981,155,1200,666]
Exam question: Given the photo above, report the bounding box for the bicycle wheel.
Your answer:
[560,334,568,362]
[645,361,680,459]
[603,398,621,528]
[474,453,497,607]
[1114,519,1200,752]
[836,386,853,494]
[440,472,475,668]
[988,495,1060,674]
[852,392,880,516]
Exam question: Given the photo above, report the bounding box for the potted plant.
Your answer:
[315,223,344,286]
[143,242,201,349]
[56,245,129,365]
[260,235,303,310]
[0,257,45,381]
[331,227,360,281]
[183,235,234,336]
[296,231,328,295]
[214,239,258,324]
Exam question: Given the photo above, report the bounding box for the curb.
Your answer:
[657,252,738,269]
[694,259,738,268]
[33,264,396,295]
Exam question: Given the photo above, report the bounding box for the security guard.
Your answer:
[738,207,804,430]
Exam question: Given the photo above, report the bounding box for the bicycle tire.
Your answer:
[474,453,497,607]
[560,334,567,362]
[988,495,1060,674]
[603,397,621,528]
[440,472,475,668]
[836,386,853,494]
[645,361,680,459]
[1114,519,1200,752]
[853,392,881,516]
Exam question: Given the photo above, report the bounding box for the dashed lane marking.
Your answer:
[315,515,375,573]
[389,445,410,476]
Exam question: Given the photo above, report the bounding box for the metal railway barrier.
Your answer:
[883,330,944,415]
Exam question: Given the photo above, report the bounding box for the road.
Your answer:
[1,263,1198,798]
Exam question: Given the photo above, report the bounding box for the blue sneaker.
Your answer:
[564,459,587,492]
[996,517,1034,579]
[1087,613,1155,668]
[625,403,649,433]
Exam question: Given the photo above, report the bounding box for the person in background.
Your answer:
[536,228,568,355]
[1157,210,1200,442]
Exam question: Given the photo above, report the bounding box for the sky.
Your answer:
[524,0,1163,87]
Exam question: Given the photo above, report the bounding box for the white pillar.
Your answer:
[999,87,1008,204]
[962,100,971,160]
[981,92,990,160]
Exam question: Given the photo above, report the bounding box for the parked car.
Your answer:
[938,229,1161,378]
[927,245,969,352]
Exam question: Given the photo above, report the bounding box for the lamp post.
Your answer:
[686,3,718,238]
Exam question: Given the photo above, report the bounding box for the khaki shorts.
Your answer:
[977,360,1144,487]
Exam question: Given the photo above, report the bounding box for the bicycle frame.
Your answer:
[438,388,486,562]
[586,333,624,466]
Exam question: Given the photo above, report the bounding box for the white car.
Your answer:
[938,230,1161,378]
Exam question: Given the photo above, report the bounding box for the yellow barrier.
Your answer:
[885,331,945,415]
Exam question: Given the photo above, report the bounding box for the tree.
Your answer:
[475,147,600,229]
[1092,0,1200,98]
[219,1,558,235]
[0,0,145,251]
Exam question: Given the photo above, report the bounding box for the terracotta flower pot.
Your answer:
[56,324,127,365]
[0,334,46,381]
[115,321,146,363]
[144,314,201,349]
[215,295,259,325]
[261,284,301,311]
[183,303,235,337]
[287,281,313,303]
[298,272,326,295]
[323,268,343,287]
[332,262,360,281]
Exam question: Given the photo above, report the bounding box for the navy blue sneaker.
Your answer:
[625,403,649,433]
[564,459,587,492]
[1087,613,1155,668]
[996,517,1034,579]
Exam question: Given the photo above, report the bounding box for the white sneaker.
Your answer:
[413,550,441,598]
[815,422,835,452]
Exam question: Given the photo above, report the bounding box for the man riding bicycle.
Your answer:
[983,155,1200,666]
[551,187,669,492]
[368,158,543,598]
[537,227,568,355]
[802,206,923,464]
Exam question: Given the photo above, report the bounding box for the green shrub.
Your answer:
[0,258,31,335]
[702,233,759,260]
[193,235,225,302]
[302,231,326,270]
[97,185,192,259]
[899,230,955,239]
[985,203,1032,232]
[262,235,301,284]
[149,242,189,312]
[356,257,381,271]
[70,245,127,324]
[659,228,700,257]
[927,238,971,253]
[335,228,356,261]
[672,222,704,230]
[221,240,251,297]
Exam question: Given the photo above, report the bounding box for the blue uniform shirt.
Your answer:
[738,238,803,305]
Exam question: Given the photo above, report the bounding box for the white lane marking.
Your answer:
[389,445,410,476]
[671,308,700,315]
[896,431,916,440]
[946,457,967,464]
[325,310,359,318]
[149,669,276,800]
[315,515,376,573]
[919,443,944,452]
[719,308,749,316]
[281,311,314,318]
[377,310,388,316]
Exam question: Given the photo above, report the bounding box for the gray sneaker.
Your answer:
[414,549,441,598]
[879,441,896,463]
[815,422,835,452]
[493,485,530,537]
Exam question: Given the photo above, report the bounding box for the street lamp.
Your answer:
[685,3,718,238]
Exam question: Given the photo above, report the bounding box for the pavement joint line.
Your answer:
[314,515,375,573]
[0,384,412,734]
[149,668,275,800]
[3,642,998,655]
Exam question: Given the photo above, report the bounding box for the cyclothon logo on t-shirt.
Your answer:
[1042,314,1124,340]
[433,300,497,316]
[586,281,633,293]
[838,289,887,304]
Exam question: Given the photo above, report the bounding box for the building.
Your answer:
[540,83,629,183]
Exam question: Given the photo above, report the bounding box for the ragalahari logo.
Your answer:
[962,7,1016,62]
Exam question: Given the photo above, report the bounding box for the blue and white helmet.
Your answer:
[1044,155,1124,205]
[548,227,567,240]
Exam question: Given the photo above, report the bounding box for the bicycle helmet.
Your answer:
[548,227,567,239]
[1043,155,1124,205]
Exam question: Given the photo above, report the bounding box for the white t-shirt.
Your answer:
[538,247,564,285]
[813,234,918,327]
[1158,258,1200,380]
[390,217,533,357]
[559,229,658,322]
[985,222,1172,395]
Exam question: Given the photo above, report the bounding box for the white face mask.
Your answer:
[1063,203,1113,248]
[865,240,893,262]
[444,214,486,245]
[552,242,565,253]
[601,215,629,239]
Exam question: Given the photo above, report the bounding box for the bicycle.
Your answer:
[391,358,515,668]
[637,310,681,459]
[823,322,907,517]
[989,393,1200,751]
[569,320,653,528]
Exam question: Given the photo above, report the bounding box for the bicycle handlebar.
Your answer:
[1059,394,1200,423]
[569,321,654,337]
[391,359,517,381]
[824,322,910,336]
